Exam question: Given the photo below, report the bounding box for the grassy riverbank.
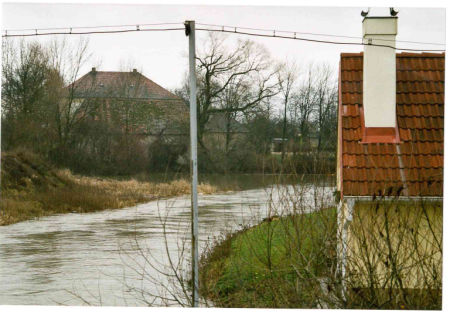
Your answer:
[199,207,336,308]
[0,150,217,226]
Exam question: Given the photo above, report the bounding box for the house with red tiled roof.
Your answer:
[69,68,187,136]
[338,53,444,198]
[337,15,443,293]
[69,69,252,165]
[72,68,181,101]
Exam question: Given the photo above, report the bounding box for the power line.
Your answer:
[4,22,182,32]
[2,24,445,52]
[4,21,445,46]
[4,21,447,47]
[196,23,446,46]
[2,28,185,37]
[196,28,445,52]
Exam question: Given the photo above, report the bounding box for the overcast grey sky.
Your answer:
[2,4,446,91]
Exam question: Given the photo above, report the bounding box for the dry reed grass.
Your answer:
[58,170,217,197]
[1,167,218,226]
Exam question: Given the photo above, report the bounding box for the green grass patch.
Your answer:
[200,208,337,308]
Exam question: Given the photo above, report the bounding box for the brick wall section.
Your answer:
[340,52,444,197]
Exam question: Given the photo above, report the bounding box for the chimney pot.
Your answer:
[92,67,96,72]
[133,69,137,73]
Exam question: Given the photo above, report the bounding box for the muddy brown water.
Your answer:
[0,175,334,306]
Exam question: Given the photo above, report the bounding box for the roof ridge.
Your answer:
[68,70,181,101]
[341,52,363,57]
[93,71,180,100]
[341,52,445,58]
[397,52,445,58]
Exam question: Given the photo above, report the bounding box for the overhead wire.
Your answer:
[196,22,446,46]
[196,28,445,52]
[4,22,182,32]
[2,22,446,52]
[4,22,446,46]
[2,27,185,37]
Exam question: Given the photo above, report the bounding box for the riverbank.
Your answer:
[0,150,217,226]
[199,207,336,308]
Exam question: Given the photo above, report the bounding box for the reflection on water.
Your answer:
[115,173,334,191]
[0,175,334,306]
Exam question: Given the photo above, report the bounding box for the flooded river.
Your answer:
[0,176,334,306]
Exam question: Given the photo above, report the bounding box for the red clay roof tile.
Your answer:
[339,52,444,197]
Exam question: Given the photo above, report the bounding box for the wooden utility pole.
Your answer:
[185,20,199,308]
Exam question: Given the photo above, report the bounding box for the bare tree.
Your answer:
[276,59,300,167]
[283,62,337,154]
[291,63,320,146]
[1,38,52,151]
[194,32,280,159]
[46,36,95,163]
[219,75,245,157]
[312,63,337,152]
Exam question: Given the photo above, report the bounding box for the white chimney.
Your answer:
[363,17,398,128]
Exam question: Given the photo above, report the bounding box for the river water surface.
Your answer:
[0,176,334,306]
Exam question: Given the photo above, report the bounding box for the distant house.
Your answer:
[69,68,187,138]
[300,132,319,149]
[205,113,248,135]
[271,138,289,153]
[200,113,249,153]
[271,132,319,153]
[337,16,444,291]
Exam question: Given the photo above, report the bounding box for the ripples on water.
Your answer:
[0,179,334,306]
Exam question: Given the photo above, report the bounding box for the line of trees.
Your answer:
[2,37,94,163]
[175,33,338,173]
[1,37,188,175]
[2,33,338,175]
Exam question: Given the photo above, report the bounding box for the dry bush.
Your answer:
[337,197,443,309]
[198,178,442,309]
[198,178,337,308]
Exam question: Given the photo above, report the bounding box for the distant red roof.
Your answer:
[70,70,180,100]
[339,52,444,197]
